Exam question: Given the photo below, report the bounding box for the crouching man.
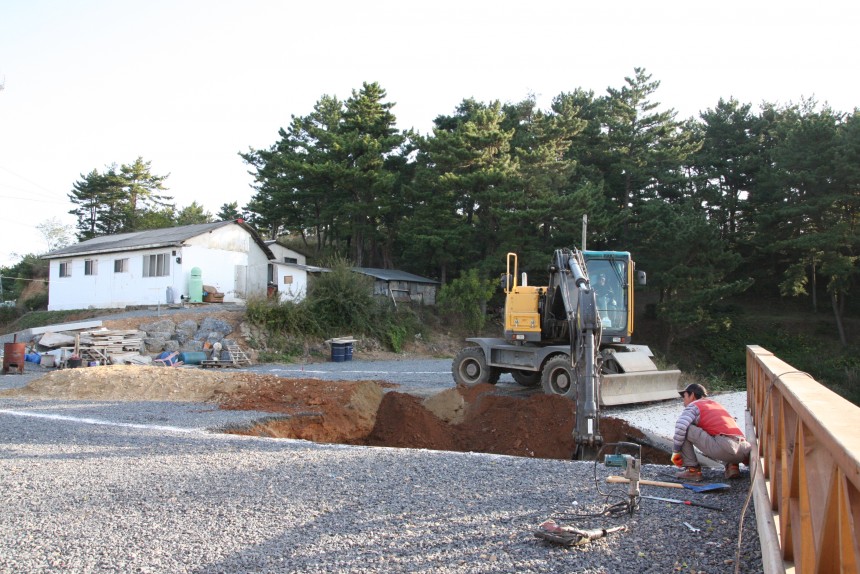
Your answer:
[671,383,751,481]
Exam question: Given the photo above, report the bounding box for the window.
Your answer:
[59,262,71,277]
[283,275,293,284]
[142,253,170,277]
[84,259,98,276]
[114,258,129,273]
[283,257,298,264]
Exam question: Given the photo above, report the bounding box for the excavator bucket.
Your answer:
[599,348,682,406]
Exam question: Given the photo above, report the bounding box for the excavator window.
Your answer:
[585,259,627,331]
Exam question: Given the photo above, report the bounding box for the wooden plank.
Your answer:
[17,320,103,339]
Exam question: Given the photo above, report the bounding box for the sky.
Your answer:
[1,0,858,267]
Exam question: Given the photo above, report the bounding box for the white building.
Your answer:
[264,240,316,302]
[43,220,275,311]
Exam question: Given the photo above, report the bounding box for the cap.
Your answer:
[679,383,707,399]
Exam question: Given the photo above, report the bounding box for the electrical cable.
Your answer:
[552,442,641,526]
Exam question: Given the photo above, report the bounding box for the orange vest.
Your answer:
[694,398,743,437]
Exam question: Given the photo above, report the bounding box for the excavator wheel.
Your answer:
[511,370,541,387]
[452,347,499,387]
[540,356,578,400]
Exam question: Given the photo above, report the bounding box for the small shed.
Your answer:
[264,241,310,302]
[352,268,439,305]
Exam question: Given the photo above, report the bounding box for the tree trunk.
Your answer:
[831,291,847,346]
[665,327,675,356]
[811,257,818,314]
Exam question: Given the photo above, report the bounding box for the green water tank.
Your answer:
[189,267,203,303]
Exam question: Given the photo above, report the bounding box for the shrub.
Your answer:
[437,269,497,335]
[307,257,377,336]
[245,297,320,338]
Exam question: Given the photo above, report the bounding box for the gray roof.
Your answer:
[352,267,439,284]
[43,220,275,260]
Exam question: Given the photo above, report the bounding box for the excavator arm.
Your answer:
[547,248,604,459]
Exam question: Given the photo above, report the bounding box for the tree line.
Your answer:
[64,68,859,346]
[240,69,858,346]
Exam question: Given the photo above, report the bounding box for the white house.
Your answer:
[43,220,275,311]
[264,240,315,302]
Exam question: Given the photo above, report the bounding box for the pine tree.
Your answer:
[690,98,761,242]
[601,68,701,235]
[68,158,173,239]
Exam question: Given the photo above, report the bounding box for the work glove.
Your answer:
[671,452,684,467]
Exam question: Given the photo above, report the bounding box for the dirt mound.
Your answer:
[1,365,251,402]
[221,378,391,443]
[3,367,666,462]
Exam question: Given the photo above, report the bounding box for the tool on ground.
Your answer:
[683,521,700,533]
[603,442,642,512]
[606,476,730,493]
[534,520,627,546]
[641,495,723,511]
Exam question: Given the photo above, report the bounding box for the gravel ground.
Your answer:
[0,359,761,573]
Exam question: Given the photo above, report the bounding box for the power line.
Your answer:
[0,193,67,204]
[0,164,67,201]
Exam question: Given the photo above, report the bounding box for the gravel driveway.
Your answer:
[1,357,761,573]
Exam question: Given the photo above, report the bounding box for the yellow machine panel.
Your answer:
[505,287,541,334]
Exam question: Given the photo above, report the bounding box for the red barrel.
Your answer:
[2,343,26,375]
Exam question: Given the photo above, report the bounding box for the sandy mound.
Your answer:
[0,365,253,402]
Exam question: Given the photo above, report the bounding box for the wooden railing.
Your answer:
[746,345,860,573]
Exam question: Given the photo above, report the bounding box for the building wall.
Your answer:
[48,247,185,311]
[47,225,270,311]
[180,224,269,301]
[370,279,437,305]
[271,263,308,302]
[267,243,307,266]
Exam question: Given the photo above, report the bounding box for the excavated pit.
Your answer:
[1,367,668,463]
[221,381,669,463]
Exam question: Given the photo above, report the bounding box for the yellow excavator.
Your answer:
[451,246,682,458]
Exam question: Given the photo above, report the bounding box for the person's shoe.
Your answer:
[725,464,741,479]
[676,466,703,481]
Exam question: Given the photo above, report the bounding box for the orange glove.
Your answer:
[671,452,684,467]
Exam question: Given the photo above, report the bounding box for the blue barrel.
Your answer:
[331,343,346,362]
[178,351,208,365]
[344,342,353,362]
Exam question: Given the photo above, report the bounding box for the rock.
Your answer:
[162,340,180,353]
[422,388,466,424]
[146,331,174,342]
[139,320,176,335]
[184,340,204,352]
[195,318,232,340]
[173,320,198,345]
[143,336,168,352]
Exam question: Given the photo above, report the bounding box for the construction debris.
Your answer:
[534,520,627,546]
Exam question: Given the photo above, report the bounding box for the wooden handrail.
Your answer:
[746,345,860,573]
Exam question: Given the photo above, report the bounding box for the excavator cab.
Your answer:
[583,251,635,345]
